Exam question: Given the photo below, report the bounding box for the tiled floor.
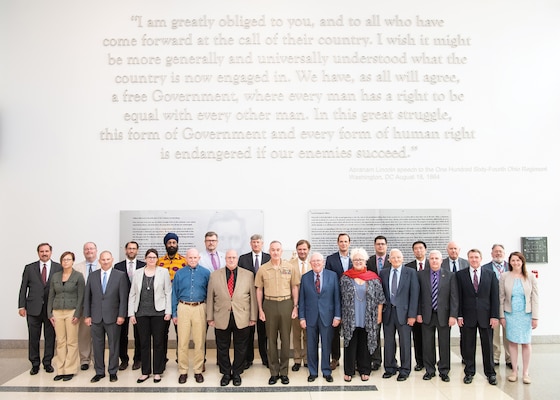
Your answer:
[1,345,556,400]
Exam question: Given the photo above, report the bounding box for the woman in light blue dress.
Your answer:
[499,252,538,384]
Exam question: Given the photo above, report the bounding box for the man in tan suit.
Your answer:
[207,249,257,387]
[290,239,311,371]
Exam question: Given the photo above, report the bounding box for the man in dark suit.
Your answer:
[457,248,499,385]
[417,250,458,382]
[366,235,391,370]
[18,243,62,375]
[207,250,257,387]
[405,240,427,372]
[324,233,352,370]
[442,241,469,272]
[299,252,341,383]
[380,248,419,382]
[114,241,146,371]
[238,234,270,368]
[83,250,128,383]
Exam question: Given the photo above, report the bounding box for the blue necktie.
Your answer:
[102,271,107,294]
[377,257,383,271]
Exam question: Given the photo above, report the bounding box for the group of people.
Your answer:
[18,232,538,387]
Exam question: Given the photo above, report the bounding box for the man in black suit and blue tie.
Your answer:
[299,252,341,383]
[84,250,128,383]
[18,243,62,375]
[325,233,352,370]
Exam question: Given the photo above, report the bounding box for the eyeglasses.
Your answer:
[205,239,218,243]
[145,256,158,259]
[61,258,73,262]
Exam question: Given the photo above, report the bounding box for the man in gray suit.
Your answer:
[417,250,458,382]
[442,241,469,273]
[18,243,62,375]
[380,248,419,382]
[83,250,128,383]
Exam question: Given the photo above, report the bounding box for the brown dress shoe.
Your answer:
[178,374,187,384]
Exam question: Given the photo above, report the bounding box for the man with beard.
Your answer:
[158,233,186,365]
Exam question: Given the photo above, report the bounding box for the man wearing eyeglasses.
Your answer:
[199,231,226,272]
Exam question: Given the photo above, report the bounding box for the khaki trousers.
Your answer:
[53,309,80,374]
[177,302,206,374]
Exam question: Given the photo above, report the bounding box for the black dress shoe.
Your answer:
[488,375,497,385]
[494,361,500,366]
[153,375,161,383]
[263,361,269,368]
[44,365,54,373]
[110,374,118,382]
[324,375,334,382]
[53,375,64,381]
[414,364,424,371]
[118,362,129,371]
[280,375,290,384]
[232,375,242,386]
[137,375,150,383]
[292,363,301,371]
[397,374,408,381]
[464,375,473,384]
[304,363,308,367]
[90,374,105,383]
[440,374,450,382]
[244,361,253,370]
[506,362,513,369]
[178,374,187,384]
[268,375,279,385]
[195,373,204,383]
[307,375,317,382]
[81,364,89,371]
[30,366,39,375]
[220,374,231,386]
[372,364,381,371]
[63,374,74,381]
[423,372,435,380]
[132,361,142,370]
[382,371,396,379]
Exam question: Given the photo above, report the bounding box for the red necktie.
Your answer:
[315,273,321,294]
[228,271,235,297]
[41,264,47,285]
[473,269,479,292]
[419,262,423,271]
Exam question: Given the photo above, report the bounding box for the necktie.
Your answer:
[128,261,134,280]
[254,254,260,273]
[102,271,108,294]
[301,261,306,275]
[228,271,235,297]
[211,253,219,270]
[41,264,47,285]
[390,269,398,305]
[473,269,479,292]
[377,257,383,271]
[419,262,423,271]
[88,263,93,279]
[496,263,503,275]
[431,271,438,310]
[315,273,321,294]
[452,260,457,273]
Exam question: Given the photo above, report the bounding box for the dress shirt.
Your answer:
[85,260,98,281]
[469,267,482,285]
[158,254,187,282]
[315,269,324,292]
[390,265,402,289]
[171,265,210,317]
[340,253,350,272]
[42,260,52,281]
[225,267,238,287]
[100,267,113,286]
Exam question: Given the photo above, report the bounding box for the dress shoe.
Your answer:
[220,374,231,386]
[44,365,54,373]
[304,363,308,367]
[292,363,301,371]
[194,373,204,383]
[110,374,118,382]
[244,361,253,370]
[178,374,187,384]
[423,372,435,380]
[329,359,339,370]
[280,375,289,384]
[507,373,518,382]
[153,375,161,383]
[463,375,473,384]
[324,375,333,382]
[263,361,269,368]
[382,371,396,379]
[494,361,500,366]
[414,364,424,371]
[132,361,142,370]
[53,375,64,381]
[397,374,408,381]
[268,375,279,385]
[118,362,128,371]
[232,375,242,386]
[523,375,531,384]
[63,374,73,381]
[137,375,150,383]
[81,364,89,371]
[506,362,513,369]
[372,364,381,371]
[30,366,39,375]
[440,374,450,382]
[90,374,105,383]
[488,375,497,385]
[307,374,317,382]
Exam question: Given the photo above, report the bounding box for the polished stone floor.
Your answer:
[0,344,555,400]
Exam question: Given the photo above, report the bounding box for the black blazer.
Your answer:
[238,252,270,275]
[114,259,146,288]
[417,268,458,326]
[366,254,391,274]
[18,260,62,316]
[325,252,353,279]
[456,267,499,328]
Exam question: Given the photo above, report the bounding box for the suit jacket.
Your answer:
[206,267,257,330]
[128,266,172,316]
[456,267,499,327]
[199,250,226,272]
[482,261,510,279]
[417,268,458,326]
[238,252,270,275]
[18,260,63,316]
[84,268,128,324]
[114,259,146,289]
[298,269,341,327]
[366,254,391,274]
[442,257,469,272]
[380,265,420,325]
[499,271,539,318]
[405,259,427,272]
[325,252,353,279]
[47,269,85,318]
